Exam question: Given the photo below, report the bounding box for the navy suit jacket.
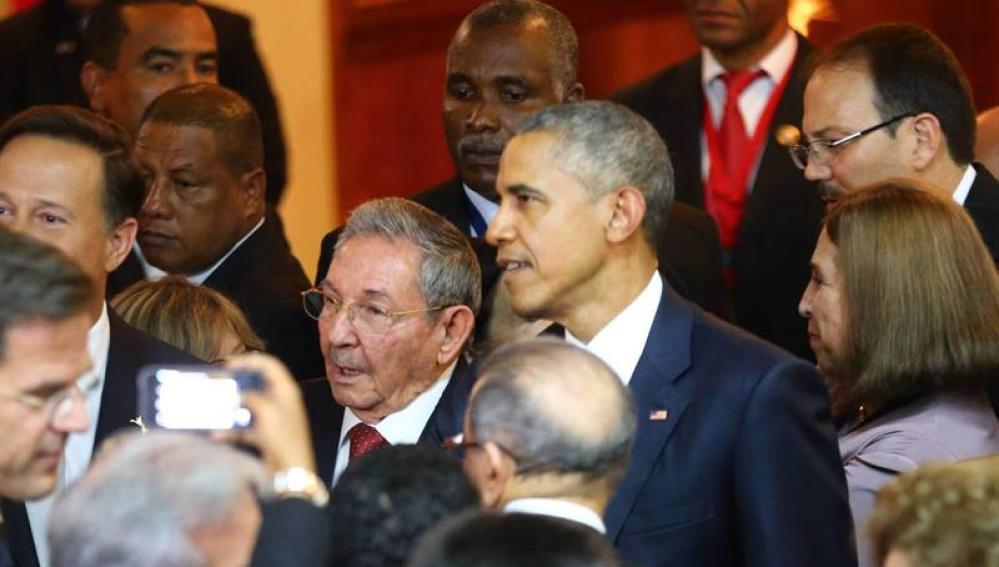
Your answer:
[300,357,472,485]
[607,288,856,567]
[0,312,200,567]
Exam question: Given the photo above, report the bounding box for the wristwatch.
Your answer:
[272,466,329,507]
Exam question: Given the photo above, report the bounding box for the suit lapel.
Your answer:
[605,289,695,541]
[419,356,472,447]
[964,163,999,265]
[301,378,344,486]
[94,312,142,452]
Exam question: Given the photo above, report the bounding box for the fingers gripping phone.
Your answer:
[138,365,263,431]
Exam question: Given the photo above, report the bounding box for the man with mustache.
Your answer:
[616,0,822,360]
[0,105,198,567]
[132,83,323,380]
[798,24,999,265]
[316,0,732,323]
[300,198,480,486]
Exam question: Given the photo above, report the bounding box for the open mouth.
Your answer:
[497,257,532,273]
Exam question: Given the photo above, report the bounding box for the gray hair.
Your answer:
[513,100,674,251]
[0,230,92,361]
[336,198,482,316]
[452,0,579,92]
[48,431,267,567]
[468,338,636,486]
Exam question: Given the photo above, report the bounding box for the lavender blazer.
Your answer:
[840,390,999,567]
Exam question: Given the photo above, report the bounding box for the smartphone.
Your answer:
[137,365,263,431]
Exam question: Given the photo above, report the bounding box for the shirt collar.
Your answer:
[504,498,607,534]
[338,360,457,449]
[701,28,798,87]
[462,183,499,232]
[566,272,662,385]
[952,164,977,206]
[135,217,266,284]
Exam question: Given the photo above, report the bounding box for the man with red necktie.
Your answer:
[616,0,824,360]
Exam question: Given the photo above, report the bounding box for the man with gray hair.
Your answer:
[0,230,92,503]
[457,338,635,534]
[301,197,481,486]
[48,431,266,567]
[487,100,854,565]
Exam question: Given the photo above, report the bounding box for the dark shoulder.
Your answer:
[202,3,251,32]
[410,179,463,209]
[613,53,701,108]
[110,313,202,364]
[687,301,806,378]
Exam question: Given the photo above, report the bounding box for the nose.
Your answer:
[140,179,171,220]
[465,100,499,132]
[179,63,201,87]
[324,306,361,348]
[798,280,815,319]
[803,155,830,182]
[485,201,513,247]
[52,387,90,433]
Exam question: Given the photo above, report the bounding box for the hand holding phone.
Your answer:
[138,366,263,432]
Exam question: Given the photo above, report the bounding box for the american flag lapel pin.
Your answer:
[649,409,668,421]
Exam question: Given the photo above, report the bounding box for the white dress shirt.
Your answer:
[26,304,111,567]
[566,273,663,386]
[952,164,977,206]
[700,29,798,186]
[331,361,457,485]
[504,497,607,534]
[463,184,498,237]
[136,217,265,284]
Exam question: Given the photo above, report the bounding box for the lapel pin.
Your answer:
[649,409,668,422]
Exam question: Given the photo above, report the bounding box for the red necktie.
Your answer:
[708,69,766,252]
[347,423,389,461]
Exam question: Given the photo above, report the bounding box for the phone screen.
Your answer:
[138,366,261,431]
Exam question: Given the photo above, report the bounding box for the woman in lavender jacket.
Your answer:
[798,180,999,567]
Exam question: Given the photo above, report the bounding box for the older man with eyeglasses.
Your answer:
[299,197,481,486]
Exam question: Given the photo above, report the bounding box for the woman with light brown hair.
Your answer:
[798,179,999,567]
[112,276,265,363]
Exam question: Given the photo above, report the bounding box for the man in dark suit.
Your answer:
[487,101,855,566]
[616,0,822,359]
[316,0,731,322]
[302,198,480,486]
[127,84,322,380]
[0,0,288,204]
[0,105,199,567]
[798,24,999,264]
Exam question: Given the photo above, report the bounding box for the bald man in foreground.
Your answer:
[458,338,636,534]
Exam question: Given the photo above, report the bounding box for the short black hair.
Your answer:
[82,0,201,69]
[328,445,479,567]
[0,230,92,361]
[0,105,144,230]
[812,23,976,165]
[408,512,625,567]
[140,83,263,176]
[454,0,579,90]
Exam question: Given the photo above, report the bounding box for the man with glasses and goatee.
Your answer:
[300,198,481,487]
[797,23,999,263]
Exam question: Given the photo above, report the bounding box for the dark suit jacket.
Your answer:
[300,358,471,485]
[0,311,200,567]
[202,220,324,381]
[965,163,999,415]
[606,287,855,566]
[615,36,824,359]
[316,178,733,321]
[0,0,287,204]
[250,499,333,567]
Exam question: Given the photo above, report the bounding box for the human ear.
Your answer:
[104,217,138,272]
[436,305,475,366]
[910,113,945,171]
[605,187,647,245]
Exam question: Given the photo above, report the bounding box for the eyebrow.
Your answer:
[494,75,531,89]
[506,183,545,199]
[141,47,219,63]
[34,199,76,219]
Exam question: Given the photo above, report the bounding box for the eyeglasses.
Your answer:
[0,372,96,424]
[788,113,917,170]
[443,433,553,476]
[301,287,445,335]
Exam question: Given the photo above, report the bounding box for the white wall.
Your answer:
[210,0,337,282]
